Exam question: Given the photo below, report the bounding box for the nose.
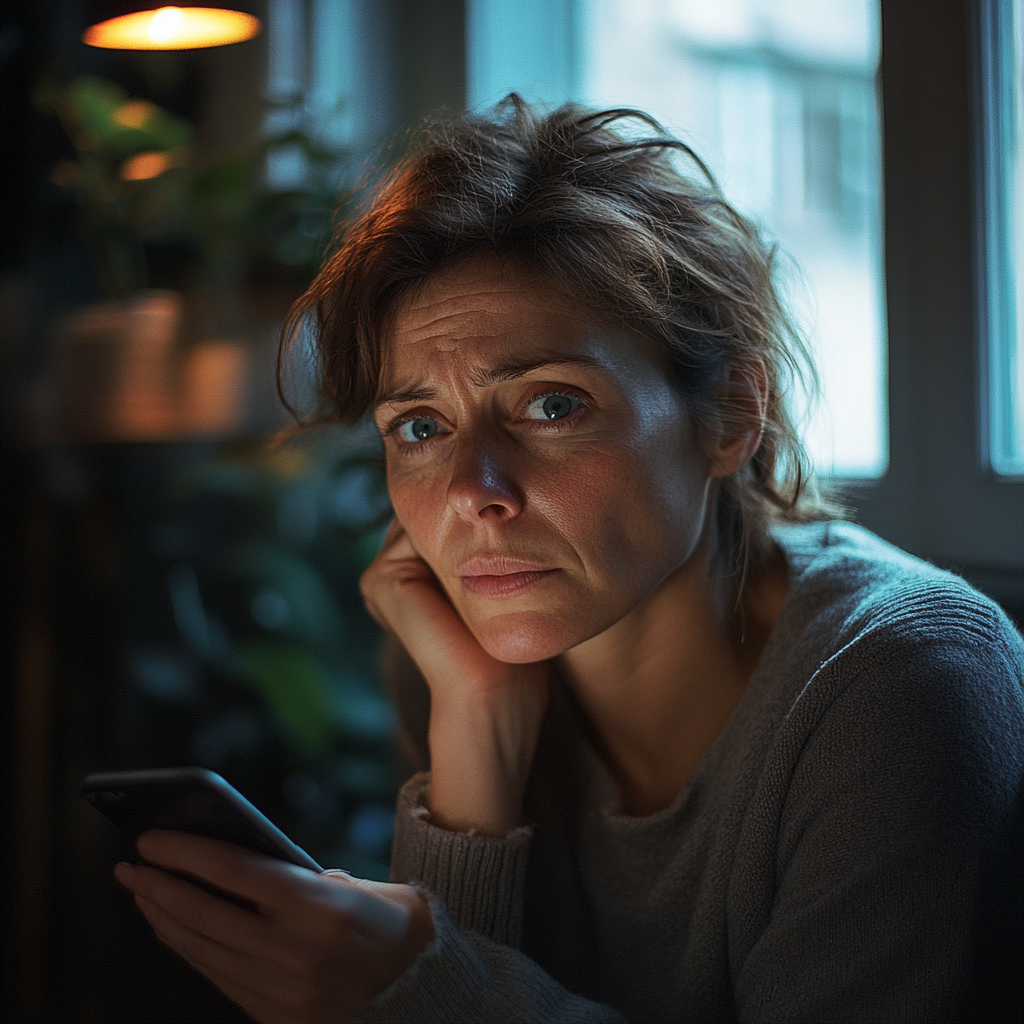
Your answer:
[446,429,523,522]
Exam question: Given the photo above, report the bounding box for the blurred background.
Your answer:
[1,1,1021,1021]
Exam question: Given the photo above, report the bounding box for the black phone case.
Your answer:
[82,767,323,871]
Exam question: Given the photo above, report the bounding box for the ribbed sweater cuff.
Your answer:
[349,888,494,1024]
[389,772,533,947]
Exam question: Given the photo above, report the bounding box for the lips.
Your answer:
[458,557,559,598]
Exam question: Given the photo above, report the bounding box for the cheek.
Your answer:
[536,431,709,585]
[387,467,448,565]
[464,448,708,664]
[620,400,710,554]
[383,415,709,664]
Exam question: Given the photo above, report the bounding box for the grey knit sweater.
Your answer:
[355,523,1024,1023]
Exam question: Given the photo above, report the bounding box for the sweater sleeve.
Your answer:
[731,607,1024,1024]
[355,772,627,1024]
[389,773,533,946]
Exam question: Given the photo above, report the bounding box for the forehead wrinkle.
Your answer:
[395,270,584,344]
[380,266,616,409]
[469,355,607,388]
[376,354,611,412]
[406,282,531,313]
[396,305,539,350]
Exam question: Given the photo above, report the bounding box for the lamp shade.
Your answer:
[83,6,260,50]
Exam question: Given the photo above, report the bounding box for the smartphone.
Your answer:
[82,766,323,872]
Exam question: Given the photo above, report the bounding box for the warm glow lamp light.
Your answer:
[83,6,260,50]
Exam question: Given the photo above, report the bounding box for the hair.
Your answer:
[280,94,839,601]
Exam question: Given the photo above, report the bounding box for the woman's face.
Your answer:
[375,261,714,664]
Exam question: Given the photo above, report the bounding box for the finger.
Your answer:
[365,536,431,589]
[135,895,301,1023]
[139,892,371,1024]
[360,524,430,626]
[137,831,320,911]
[379,524,419,562]
[370,517,412,564]
[131,840,392,959]
[125,863,285,961]
[361,564,447,635]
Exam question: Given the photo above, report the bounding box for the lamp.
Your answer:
[83,6,260,50]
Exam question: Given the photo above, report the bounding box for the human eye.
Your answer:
[523,391,584,423]
[394,415,446,444]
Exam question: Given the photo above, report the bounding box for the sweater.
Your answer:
[355,522,1024,1023]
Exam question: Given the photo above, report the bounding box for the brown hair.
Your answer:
[281,95,837,594]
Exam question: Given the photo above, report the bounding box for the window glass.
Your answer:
[265,0,308,187]
[264,0,369,187]
[469,0,888,479]
[979,0,1024,477]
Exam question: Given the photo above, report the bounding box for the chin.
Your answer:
[470,609,583,664]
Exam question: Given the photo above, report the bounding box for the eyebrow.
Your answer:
[375,356,606,408]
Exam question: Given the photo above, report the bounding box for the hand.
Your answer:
[115,830,434,1024]
[360,521,549,836]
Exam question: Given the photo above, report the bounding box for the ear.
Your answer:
[706,358,768,479]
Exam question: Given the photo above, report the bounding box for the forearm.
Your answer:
[427,677,548,837]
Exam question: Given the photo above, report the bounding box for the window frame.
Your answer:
[845,0,1023,601]
[974,0,1023,480]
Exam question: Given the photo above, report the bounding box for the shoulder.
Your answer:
[773,520,1024,672]
[731,527,1023,1023]
[765,522,1023,794]
[763,523,1024,824]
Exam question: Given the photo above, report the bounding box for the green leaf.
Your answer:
[66,77,192,160]
[236,640,334,758]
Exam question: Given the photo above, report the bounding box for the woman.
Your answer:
[116,98,1024,1023]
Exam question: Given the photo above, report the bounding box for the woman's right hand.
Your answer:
[360,520,549,837]
[116,831,434,1024]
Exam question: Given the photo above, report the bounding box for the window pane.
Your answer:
[265,0,369,187]
[468,0,576,108]
[980,0,1024,477]
[468,0,888,479]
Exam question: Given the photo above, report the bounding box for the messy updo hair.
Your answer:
[281,94,837,596]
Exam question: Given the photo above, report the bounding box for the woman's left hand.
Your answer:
[115,829,434,1024]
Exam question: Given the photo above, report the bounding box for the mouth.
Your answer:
[458,558,559,599]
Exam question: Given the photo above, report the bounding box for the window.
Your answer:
[264,0,383,188]
[977,0,1024,478]
[468,0,887,479]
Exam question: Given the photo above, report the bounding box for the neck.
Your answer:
[556,541,787,816]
